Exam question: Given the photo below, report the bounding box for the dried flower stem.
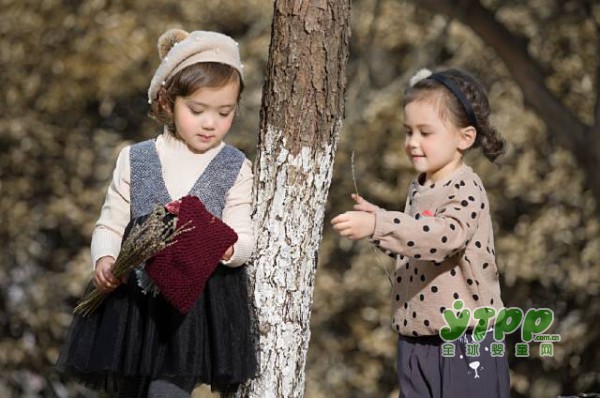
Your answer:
[371,247,394,289]
[74,207,193,317]
[352,150,394,288]
[351,150,360,198]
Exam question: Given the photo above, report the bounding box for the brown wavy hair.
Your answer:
[404,68,506,163]
[149,62,244,134]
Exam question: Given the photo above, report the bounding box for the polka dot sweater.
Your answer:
[371,165,504,337]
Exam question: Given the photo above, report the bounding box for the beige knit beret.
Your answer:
[147,29,244,104]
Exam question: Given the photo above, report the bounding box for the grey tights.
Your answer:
[116,377,195,398]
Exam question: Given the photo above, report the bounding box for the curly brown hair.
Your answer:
[149,62,244,134]
[404,68,505,163]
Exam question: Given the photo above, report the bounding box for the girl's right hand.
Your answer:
[352,194,380,213]
[93,256,120,293]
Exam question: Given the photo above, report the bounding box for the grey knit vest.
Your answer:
[129,139,245,219]
[129,139,245,294]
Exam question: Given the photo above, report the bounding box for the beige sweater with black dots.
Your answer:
[372,164,504,337]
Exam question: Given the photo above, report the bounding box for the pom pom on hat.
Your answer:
[158,29,189,60]
[409,68,433,87]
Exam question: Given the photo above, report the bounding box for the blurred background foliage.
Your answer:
[0,0,598,397]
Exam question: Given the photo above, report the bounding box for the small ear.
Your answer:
[458,126,477,151]
[156,89,174,116]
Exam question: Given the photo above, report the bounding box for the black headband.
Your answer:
[427,73,479,132]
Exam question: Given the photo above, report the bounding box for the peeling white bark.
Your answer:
[236,121,341,398]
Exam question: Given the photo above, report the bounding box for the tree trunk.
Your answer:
[228,0,351,397]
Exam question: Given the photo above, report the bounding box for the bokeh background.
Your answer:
[1,0,598,397]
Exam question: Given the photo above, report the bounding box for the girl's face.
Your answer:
[403,98,472,183]
[173,79,240,153]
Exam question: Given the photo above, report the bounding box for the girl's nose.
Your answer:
[201,115,216,130]
[406,135,419,148]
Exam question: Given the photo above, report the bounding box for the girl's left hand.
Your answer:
[222,245,234,261]
[331,211,376,240]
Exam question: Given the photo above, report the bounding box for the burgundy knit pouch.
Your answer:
[145,195,238,313]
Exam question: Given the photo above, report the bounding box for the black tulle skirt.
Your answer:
[56,222,257,394]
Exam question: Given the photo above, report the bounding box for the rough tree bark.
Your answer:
[420,0,600,212]
[228,0,351,397]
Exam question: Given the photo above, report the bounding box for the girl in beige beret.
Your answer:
[58,29,257,397]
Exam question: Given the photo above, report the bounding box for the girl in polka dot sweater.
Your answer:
[332,68,510,397]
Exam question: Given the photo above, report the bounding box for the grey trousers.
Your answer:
[397,331,510,398]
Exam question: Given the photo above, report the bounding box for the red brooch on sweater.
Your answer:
[422,210,434,217]
[165,199,182,215]
[145,195,238,313]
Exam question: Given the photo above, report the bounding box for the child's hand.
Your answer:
[93,256,120,293]
[331,211,376,240]
[351,194,380,213]
[222,246,234,262]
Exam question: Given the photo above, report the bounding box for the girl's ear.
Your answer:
[458,126,477,151]
[157,88,174,117]
[161,98,173,117]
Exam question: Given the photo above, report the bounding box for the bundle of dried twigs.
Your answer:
[74,205,190,316]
